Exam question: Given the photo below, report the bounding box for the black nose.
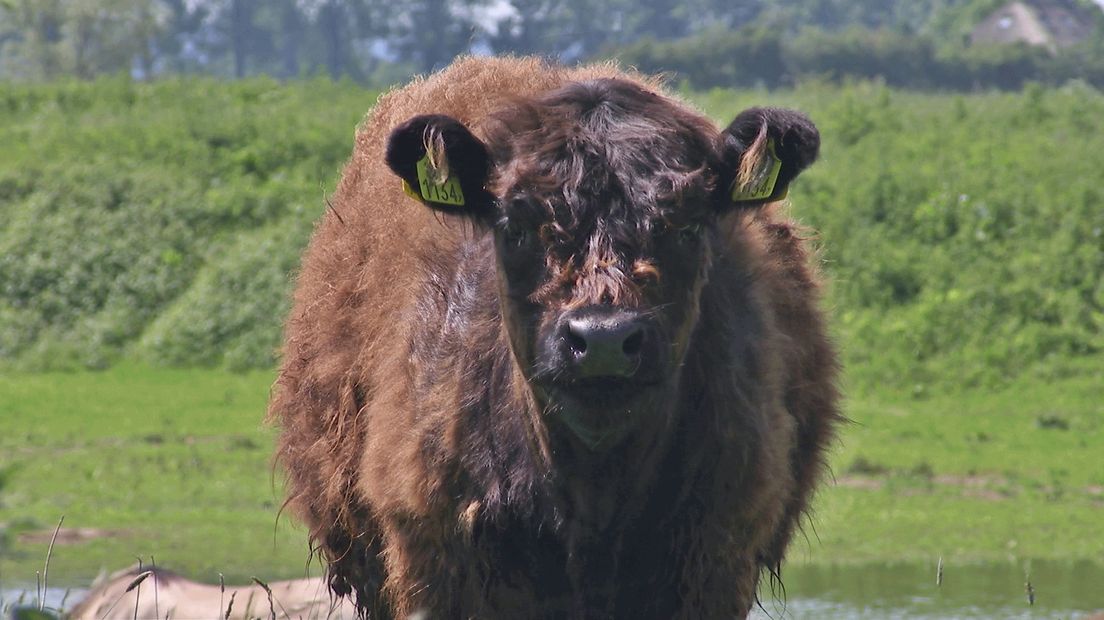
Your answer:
[563,314,648,379]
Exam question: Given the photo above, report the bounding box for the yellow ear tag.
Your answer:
[414,153,465,206]
[731,140,783,203]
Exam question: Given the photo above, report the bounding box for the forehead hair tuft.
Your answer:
[483,78,720,226]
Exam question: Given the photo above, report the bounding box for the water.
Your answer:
[3,561,1103,618]
[751,560,1104,619]
[0,587,85,615]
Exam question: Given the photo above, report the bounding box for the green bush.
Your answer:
[2,77,1101,391]
[611,26,1104,91]
[785,27,944,88]
[0,76,371,370]
[717,82,1104,389]
[0,466,9,556]
[136,218,314,370]
[611,25,788,89]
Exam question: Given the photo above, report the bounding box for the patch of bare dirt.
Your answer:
[833,475,884,490]
[932,474,1009,500]
[18,527,125,546]
[834,473,1013,500]
[932,473,1002,487]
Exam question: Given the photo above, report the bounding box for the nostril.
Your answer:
[565,327,587,358]
[622,329,643,357]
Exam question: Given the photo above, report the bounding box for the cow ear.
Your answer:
[386,114,495,221]
[715,107,820,209]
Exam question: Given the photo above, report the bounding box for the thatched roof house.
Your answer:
[971,0,1097,52]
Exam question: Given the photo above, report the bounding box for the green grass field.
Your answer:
[1,78,1102,608]
[0,365,308,586]
[808,367,1104,565]
[1,365,1101,588]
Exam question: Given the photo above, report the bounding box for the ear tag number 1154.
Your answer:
[732,140,783,203]
[413,153,465,206]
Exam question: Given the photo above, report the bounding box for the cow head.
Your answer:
[387,79,819,450]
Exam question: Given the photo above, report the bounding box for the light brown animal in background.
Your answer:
[68,566,356,619]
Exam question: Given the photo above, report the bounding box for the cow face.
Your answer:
[387,80,818,450]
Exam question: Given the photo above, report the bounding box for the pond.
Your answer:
[1,586,82,615]
[751,560,1104,619]
[3,560,1103,618]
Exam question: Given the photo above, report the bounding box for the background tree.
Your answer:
[0,0,170,79]
[382,0,498,73]
[0,0,66,79]
[297,0,353,79]
[1,0,1103,87]
[185,0,260,77]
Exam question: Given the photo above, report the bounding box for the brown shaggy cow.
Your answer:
[269,56,841,619]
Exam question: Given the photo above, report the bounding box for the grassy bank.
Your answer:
[2,78,1102,393]
[804,364,1104,566]
[1,366,1101,587]
[0,77,374,372]
[0,365,307,586]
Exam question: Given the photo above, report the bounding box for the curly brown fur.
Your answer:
[268,56,842,619]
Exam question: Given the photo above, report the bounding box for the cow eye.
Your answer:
[503,224,531,250]
[677,224,703,245]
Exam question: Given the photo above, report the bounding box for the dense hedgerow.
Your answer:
[694,81,1104,390]
[0,76,373,370]
[611,26,1104,91]
[1,77,1101,389]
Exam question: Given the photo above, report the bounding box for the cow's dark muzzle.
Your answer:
[535,307,671,449]
[564,315,644,378]
[556,307,663,383]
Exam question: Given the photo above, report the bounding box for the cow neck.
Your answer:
[547,393,680,544]
[548,390,688,614]
[488,311,678,540]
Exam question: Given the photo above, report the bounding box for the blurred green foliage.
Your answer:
[0,365,308,583]
[696,80,1104,390]
[0,76,372,370]
[1,77,1101,390]
[0,465,9,556]
[613,24,1104,90]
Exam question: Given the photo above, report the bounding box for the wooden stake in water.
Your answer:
[936,557,944,587]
